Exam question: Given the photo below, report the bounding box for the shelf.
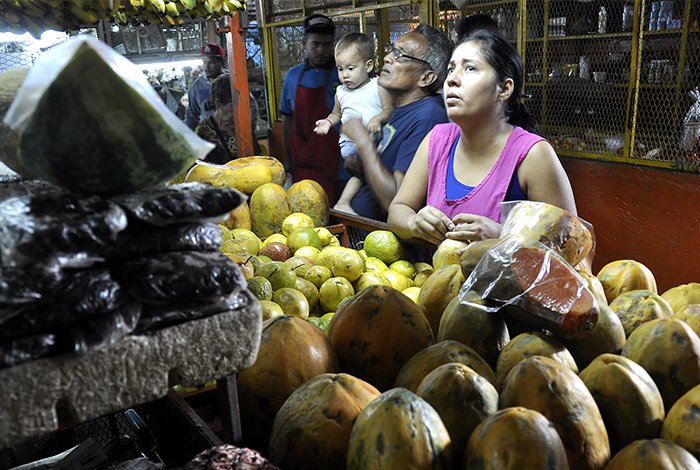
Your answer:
[638,83,677,90]
[642,28,686,36]
[542,32,633,41]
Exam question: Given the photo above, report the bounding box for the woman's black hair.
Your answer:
[460,30,540,134]
[210,73,232,108]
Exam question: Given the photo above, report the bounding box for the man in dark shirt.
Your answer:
[185,43,225,129]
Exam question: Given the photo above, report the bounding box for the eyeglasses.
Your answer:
[384,43,432,70]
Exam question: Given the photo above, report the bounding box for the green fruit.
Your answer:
[319,277,355,312]
[330,249,365,281]
[364,257,389,273]
[363,230,403,264]
[260,300,284,320]
[390,260,416,279]
[248,276,273,301]
[295,277,320,310]
[257,261,297,291]
[304,265,333,289]
[284,256,316,278]
[286,227,323,253]
[272,287,310,320]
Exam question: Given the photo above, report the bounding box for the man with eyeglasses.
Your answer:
[339,25,451,221]
[280,14,346,204]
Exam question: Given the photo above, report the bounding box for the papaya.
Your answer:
[328,285,434,391]
[609,289,673,337]
[561,304,626,368]
[500,200,593,267]
[237,316,339,450]
[495,331,578,387]
[662,283,700,313]
[416,363,498,468]
[186,160,272,195]
[597,259,657,304]
[394,340,498,392]
[464,407,569,470]
[416,264,465,334]
[622,319,700,411]
[672,304,700,337]
[660,384,700,460]
[249,183,291,238]
[287,179,330,227]
[500,356,610,470]
[459,238,500,279]
[222,200,251,230]
[605,439,700,470]
[432,239,469,270]
[578,269,608,306]
[579,354,665,452]
[269,373,380,470]
[437,292,509,369]
[226,155,285,186]
[346,388,452,470]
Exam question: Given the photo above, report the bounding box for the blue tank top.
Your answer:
[445,136,527,201]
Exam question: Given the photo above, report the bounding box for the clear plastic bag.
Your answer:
[499,200,594,268]
[115,251,245,304]
[112,183,244,227]
[0,179,127,271]
[2,36,214,195]
[459,235,599,340]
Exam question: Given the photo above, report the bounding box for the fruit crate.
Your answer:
[328,210,435,263]
[0,390,222,469]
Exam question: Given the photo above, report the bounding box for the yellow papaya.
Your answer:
[249,183,291,238]
[226,155,286,186]
[287,179,330,227]
[597,259,657,304]
[662,283,700,313]
[186,160,272,195]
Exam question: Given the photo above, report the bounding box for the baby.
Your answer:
[314,32,393,214]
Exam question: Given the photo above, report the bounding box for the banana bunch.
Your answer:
[0,0,245,37]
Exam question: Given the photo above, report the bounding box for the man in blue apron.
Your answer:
[280,14,345,204]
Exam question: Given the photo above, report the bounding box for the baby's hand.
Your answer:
[314,119,331,135]
[367,116,383,134]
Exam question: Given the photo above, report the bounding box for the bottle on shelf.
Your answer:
[622,3,634,31]
[598,6,608,34]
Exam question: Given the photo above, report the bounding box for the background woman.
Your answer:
[388,30,576,246]
[195,73,261,164]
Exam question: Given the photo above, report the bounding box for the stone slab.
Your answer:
[0,290,261,448]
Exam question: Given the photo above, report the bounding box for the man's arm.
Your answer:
[343,118,400,214]
[185,85,200,129]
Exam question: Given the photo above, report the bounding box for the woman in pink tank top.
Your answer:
[388,30,577,246]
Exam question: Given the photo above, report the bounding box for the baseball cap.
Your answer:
[303,14,335,35]
[200,43,225,59]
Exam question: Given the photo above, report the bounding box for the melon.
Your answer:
[500,356,610,470]
[597,259,657,304]
[269,373,380,470]
[287,179,330,227]
[328,285,434,391]
[346,388,452,470]
[464,407,568,470]
[237,316,339,449]
[579,353,665,452]
[249,183,291,238]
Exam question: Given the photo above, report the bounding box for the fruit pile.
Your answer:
[225,198,700,470]
[0,0,246,38]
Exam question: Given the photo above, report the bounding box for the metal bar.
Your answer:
[217,374,243,445]
[227,13,255,158]
[623,0,643,159]
[262,0,418,28]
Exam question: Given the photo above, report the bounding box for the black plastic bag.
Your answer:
[57,301,141,354]
[110,222,223,258]
[0,267,126,339]
[112,183,244,227]
[0,179,127,270]
[115,251,245,304]
[136,290,253,333]
[0,332,56,369]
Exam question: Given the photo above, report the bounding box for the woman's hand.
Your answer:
[446,213,502,242]
[410,206,455,246]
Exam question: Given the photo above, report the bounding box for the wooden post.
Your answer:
[226,13,255,158]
